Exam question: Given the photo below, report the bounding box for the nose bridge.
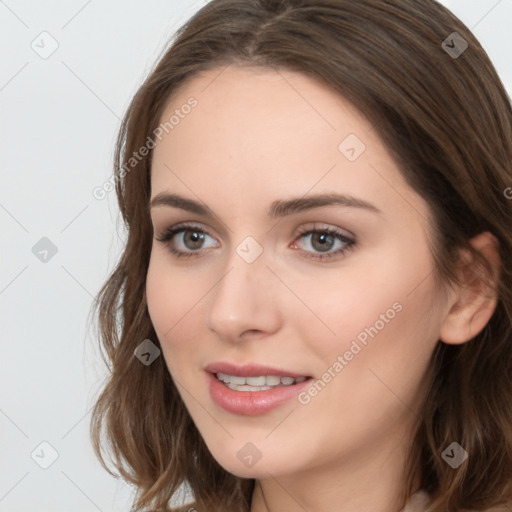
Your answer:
[206,236,280,339]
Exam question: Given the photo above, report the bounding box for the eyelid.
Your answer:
[293,221,355,239]
[155,221,211,237]
[155,222,218,247]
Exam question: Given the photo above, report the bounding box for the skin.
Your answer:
[146,65,500,512]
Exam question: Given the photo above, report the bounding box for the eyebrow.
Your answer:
[150,192,381,218]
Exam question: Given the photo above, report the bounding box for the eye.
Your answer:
[155,223,218,259]
[155,222,356,262]
[291,224,356,261]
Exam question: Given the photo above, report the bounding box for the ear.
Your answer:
[439,231,501,345]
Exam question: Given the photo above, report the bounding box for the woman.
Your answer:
[89,1,512,510]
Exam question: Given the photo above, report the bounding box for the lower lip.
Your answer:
[207,372,313,416]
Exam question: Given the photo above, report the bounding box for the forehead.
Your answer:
[149,65,429,222]
[154,64,371,158]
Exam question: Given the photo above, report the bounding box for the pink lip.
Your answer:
[205,362,313,416]
[204,361,309,378]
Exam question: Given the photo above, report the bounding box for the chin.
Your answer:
[215,458,289,479]
[205,443,300,479]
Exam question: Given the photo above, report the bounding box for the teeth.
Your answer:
[229,375,246,386]
[246,376,266,386]
[266,375,281,386]
[215,373,308,391]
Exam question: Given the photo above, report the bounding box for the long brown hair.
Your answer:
[89,1,512,510]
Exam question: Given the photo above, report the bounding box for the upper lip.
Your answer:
[205,361,310,378]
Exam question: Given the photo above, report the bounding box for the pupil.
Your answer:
[186,231,204,249]
[312,232,333,252]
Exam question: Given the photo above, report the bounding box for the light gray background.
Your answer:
[1,1,511,511]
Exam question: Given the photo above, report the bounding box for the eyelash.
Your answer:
[155,222,356,261]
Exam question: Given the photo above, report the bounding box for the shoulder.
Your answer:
[413,491,512,512]
[401,490,431,512]
[169,504,200,512]
[472,506,512,512]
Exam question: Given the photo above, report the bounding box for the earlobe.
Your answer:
[439,231,500,346]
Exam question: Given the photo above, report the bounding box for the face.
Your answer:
[146,65,448,480]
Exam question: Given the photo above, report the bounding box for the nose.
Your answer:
[205,247,282,343]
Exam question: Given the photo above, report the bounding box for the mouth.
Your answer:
[214,372,310,391]
[205,362,314,416]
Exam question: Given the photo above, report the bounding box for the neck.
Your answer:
[250,426,422,512]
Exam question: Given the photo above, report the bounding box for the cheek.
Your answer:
[145,253,205,370]
[296,240,440,375]
[301,278,441,430]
